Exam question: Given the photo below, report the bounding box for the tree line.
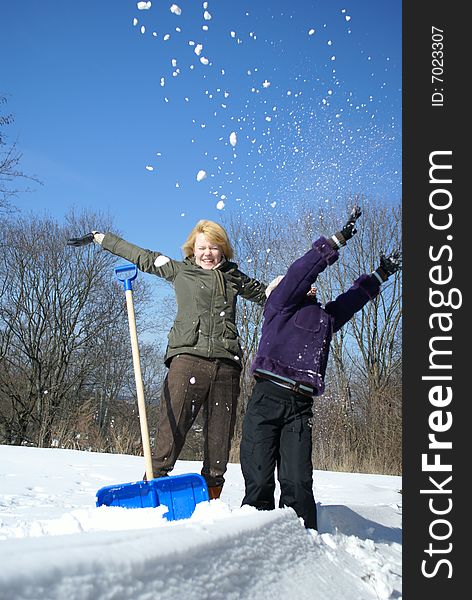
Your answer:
[1,95,401,474]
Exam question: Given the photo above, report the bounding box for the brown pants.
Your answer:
[152,354,241,487]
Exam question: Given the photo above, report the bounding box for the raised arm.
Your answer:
[268,237,339,311]
[268,205,363,311]
[238,271,268,306]
[325,249,402,332]
[67,231,180,282]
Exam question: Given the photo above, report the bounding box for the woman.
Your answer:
[68,220,266,499]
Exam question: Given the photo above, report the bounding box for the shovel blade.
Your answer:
[96,473,209,521]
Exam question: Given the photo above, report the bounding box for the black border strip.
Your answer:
[403,1,465,596]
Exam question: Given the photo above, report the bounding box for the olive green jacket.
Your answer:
[102,233,267,367]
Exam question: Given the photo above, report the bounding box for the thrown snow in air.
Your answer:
[128,0,400,236]
[196,170,207,182]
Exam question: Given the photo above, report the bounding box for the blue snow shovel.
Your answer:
[96,264,209,520]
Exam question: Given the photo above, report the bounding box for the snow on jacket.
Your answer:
[251,236,381,394]
[102,233,266,367]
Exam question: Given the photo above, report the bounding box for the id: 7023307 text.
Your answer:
[431,26,444,107]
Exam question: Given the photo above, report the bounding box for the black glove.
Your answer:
[66,233,95,247]
[374,250,402,282]
[329,205,362,249]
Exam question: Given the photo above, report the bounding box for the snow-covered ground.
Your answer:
[0,445,402,599]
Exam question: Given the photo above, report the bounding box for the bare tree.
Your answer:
[0,95,40,213]
[0,210,157,447]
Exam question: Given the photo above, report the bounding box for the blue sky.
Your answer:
[2,1,401,259]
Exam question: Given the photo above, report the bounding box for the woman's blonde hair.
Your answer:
[182,220,234,260]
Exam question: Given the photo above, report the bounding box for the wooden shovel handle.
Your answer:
[124,289,154,481]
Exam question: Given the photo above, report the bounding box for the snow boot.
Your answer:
[208,485,223,500]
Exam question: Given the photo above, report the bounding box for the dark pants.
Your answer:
[152,354,240,487]
[240,379,317,529]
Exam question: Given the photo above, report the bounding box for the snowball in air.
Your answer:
[262,80,271,88]
[308,28,315,35]
[170,4,181,15]
[200,56,209,65]
[196,170,207,182]
[145,165,154,171]
[229,132,237,147]
[154,255,171,267]
[203,10,212,20]
[216,200,225,210]
[137,2,151,10]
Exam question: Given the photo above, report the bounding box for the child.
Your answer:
[240,207,401,529]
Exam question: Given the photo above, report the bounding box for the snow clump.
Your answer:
[154,256,171,267]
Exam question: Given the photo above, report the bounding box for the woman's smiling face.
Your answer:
[194,233,223,269]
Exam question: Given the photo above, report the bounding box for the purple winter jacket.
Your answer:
[251,236,381,395]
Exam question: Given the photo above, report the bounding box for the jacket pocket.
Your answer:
[168,318,200,348]
[223,320,238,339]
[294,305,326,333]
[222,320,241,352]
